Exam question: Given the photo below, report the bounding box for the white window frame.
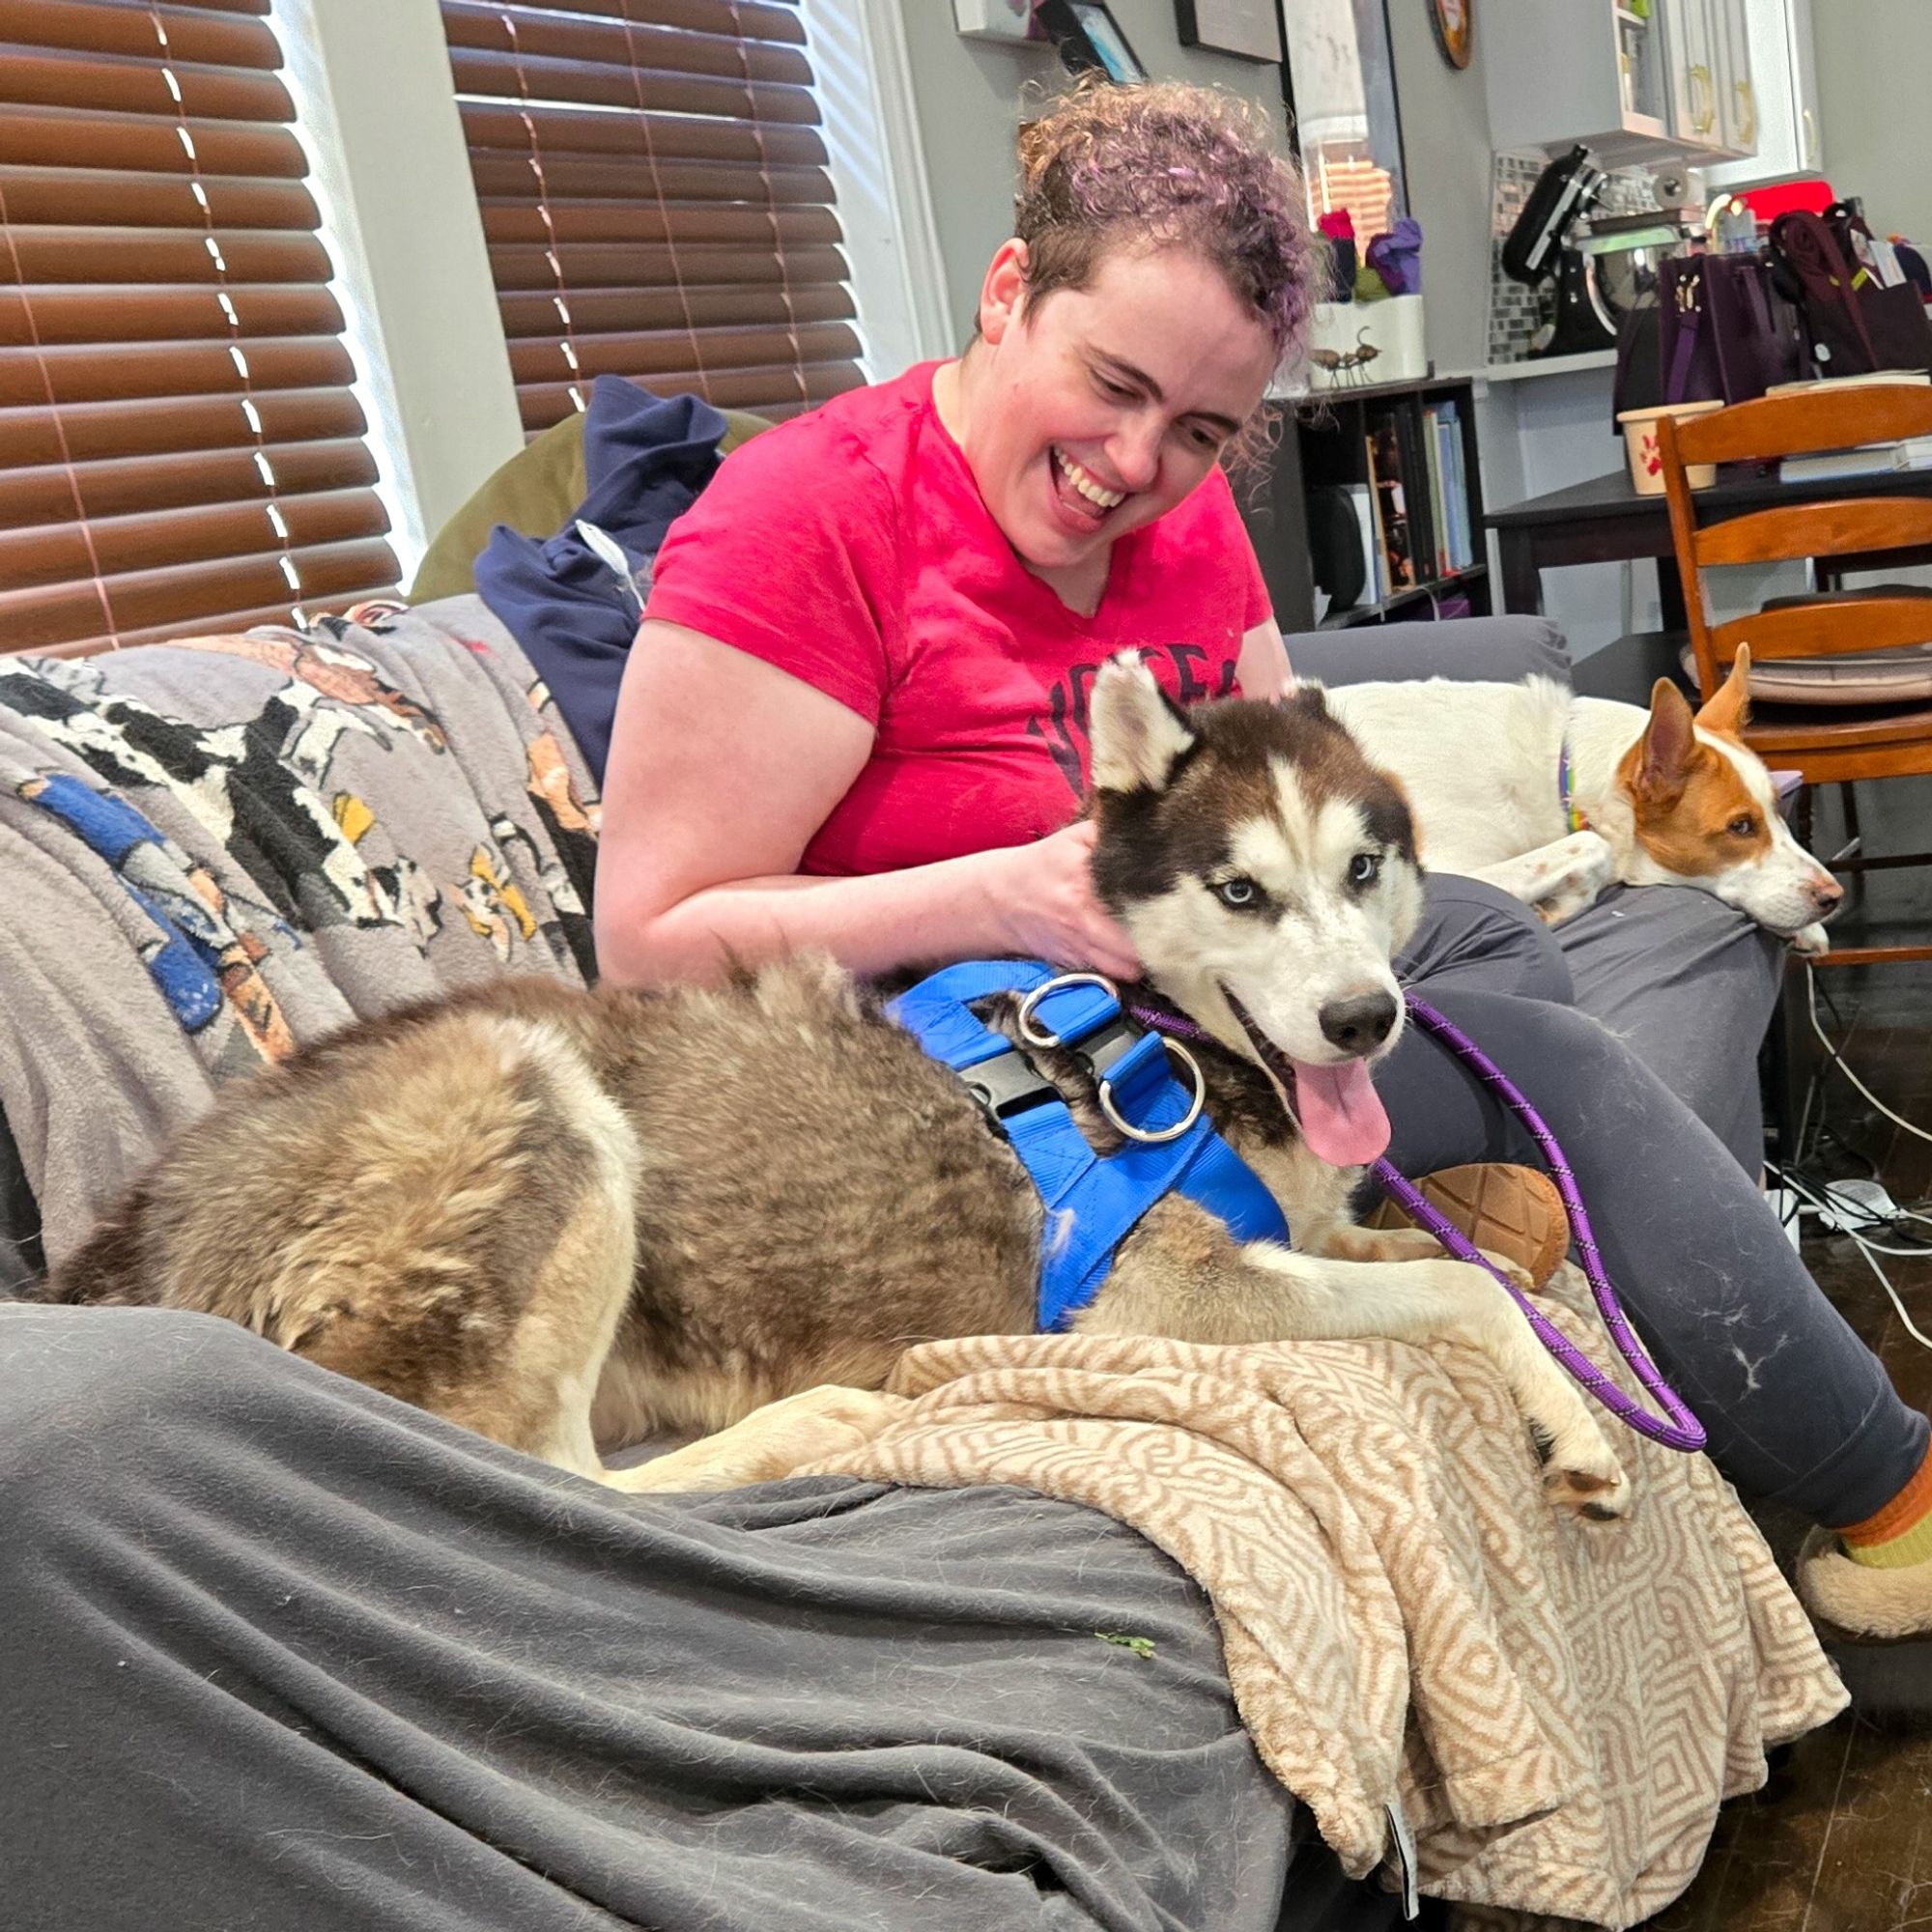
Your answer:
[795,0,956,378]
[268,0,952,576]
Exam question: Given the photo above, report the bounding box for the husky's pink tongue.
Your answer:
[1292,1058,1391,1165]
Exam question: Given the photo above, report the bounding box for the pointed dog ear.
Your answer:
[1635,677,1699,797]
[1695,644,1752,739]
[1089,652,1197,795]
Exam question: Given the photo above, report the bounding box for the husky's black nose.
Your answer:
[1319,992,1398,1056]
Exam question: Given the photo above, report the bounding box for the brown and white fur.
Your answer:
[32,657,1627,1513]
[1326,646,1842,951]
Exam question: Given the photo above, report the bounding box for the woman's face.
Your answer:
[961,241,1280,578]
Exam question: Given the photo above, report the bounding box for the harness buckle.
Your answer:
[961,1048,1061,1128]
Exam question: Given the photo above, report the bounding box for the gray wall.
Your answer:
[1812,0,1932,247]
[901,3,1496,379]
[899,2,1290,341]
[1383,3,1493,377]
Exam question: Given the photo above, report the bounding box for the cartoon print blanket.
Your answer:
[0,596,599,1264]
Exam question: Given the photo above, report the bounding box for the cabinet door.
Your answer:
[1717,0,1757,156]
[1705,0,1820,184]
[1664,0,1721,149]
[1790,0,1823,170]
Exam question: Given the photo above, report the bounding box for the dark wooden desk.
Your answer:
[1487,465,1932,625]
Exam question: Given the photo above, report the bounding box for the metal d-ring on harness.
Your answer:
[889,963,1288,1334]
[1127,991,1707,1453]
[1015,973,1208,1145]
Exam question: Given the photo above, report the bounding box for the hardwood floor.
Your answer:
[1645,774,1932,1931]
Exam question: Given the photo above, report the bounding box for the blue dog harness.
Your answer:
[888,962,1290,1331]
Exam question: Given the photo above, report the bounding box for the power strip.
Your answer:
[1767,1177,1902,1240]
[1813,1178,1902,1233]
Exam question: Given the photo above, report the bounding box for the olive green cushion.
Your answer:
[407,403,772,605]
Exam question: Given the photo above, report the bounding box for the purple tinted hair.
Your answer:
[1011,77,1318,365]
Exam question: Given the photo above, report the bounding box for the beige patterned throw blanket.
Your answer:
[805,1266,1847,1928]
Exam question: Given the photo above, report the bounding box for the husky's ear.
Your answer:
[1635,677,1699,797]
[1089,652,1197,795]
[1694,644,1752,739]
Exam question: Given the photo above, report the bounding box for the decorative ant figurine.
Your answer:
[1310,327,1382,388]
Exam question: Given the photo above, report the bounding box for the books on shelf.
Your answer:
[1781,437,1932,484]
[1421,406,1450,579]
[1300,383,1484,626]
[1421,400,1475,574]
[1365,418,1416,594]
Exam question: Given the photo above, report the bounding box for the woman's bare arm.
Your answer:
[592,622,1139,986]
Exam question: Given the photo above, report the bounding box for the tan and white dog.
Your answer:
[1326,646,1843,950]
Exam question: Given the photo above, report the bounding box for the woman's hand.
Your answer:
[980,821,1142,981]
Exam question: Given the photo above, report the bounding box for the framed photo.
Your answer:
[1035,0,1151,83]
[1174,0,1284,64]
[1429,0,1473,69]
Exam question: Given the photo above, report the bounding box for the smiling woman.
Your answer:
[592,77,1318,990]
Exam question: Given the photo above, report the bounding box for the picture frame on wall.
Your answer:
[1036,0,1151,82]
[1174,0,1284,64]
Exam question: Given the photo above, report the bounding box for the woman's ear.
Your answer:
[979,239,1030,347]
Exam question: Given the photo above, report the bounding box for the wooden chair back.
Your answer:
[1658,384,1932,701]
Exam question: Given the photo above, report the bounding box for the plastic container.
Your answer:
[1617,398,1724,495]
[1307,295,1427,388]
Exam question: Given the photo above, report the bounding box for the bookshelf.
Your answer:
[1239,376,1491,636]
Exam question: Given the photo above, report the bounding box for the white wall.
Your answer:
[1812,0,1932,246]
[1384,0,1494,378]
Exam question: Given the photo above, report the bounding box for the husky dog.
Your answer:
[37,657,1625,1512]
[1327,646,1843,949]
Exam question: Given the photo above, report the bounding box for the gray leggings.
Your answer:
[1389,875,1926,1526]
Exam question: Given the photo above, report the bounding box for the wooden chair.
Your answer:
[1660,384,1932,967]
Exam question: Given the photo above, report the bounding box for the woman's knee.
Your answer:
[1400,874,1575,1006]
[0,1306,260,1484]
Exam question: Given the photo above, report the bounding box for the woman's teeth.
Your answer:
[1054,449,1124,510]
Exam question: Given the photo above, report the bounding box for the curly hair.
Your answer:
[1011,76,1318,367]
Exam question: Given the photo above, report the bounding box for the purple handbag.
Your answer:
[1659,257,1724,404]
[1770,210,1932,377]
[1705,255,1803,402]
[1660,254,1802,405]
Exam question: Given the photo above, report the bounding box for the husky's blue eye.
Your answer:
[1350,852,1381,887]
[1214,876,1259,909]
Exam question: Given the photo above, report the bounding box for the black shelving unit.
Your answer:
[1238,375,1490,637]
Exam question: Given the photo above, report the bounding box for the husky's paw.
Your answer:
[613,1384,911,1493]
[1791,922,1832,959]
[1530,1415,1630,1521]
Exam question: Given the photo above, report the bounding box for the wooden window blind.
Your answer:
[440,0,867,436]
[0,0,400,656]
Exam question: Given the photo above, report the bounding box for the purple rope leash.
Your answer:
[1129,992,1707,1452]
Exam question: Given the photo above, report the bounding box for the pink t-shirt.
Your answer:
[645,361,1272,877]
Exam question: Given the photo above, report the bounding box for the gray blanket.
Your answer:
[0,597,600,1266]
[2,1303,1387,1932]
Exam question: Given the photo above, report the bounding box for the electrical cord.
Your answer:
[1807,964,1932,1149]
[1765,1159,1932,1253]
[1765,1159,1932,1351]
